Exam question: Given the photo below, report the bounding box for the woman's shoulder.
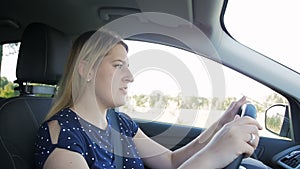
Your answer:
[113,110,134,124]
[112,109,139,136]
[115,111,132,120]
[44,108,79,126]
[35,108,89,168]
[49,108,78,120]
[38,108,82,137]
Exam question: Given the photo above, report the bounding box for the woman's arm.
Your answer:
[134,116,261,169]
[134,96,262,169]
[43,148,90,169]
[172,96,251,167]
[42,120,90,169]
[133,123,225,169]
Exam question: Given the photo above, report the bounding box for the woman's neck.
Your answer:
[71,100,108,130]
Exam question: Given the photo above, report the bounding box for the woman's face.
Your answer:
[94,43,133,108]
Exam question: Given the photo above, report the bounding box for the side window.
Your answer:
[119,40,288,139]
[0,43,20,98]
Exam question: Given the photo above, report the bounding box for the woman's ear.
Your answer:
[78,60,94,82]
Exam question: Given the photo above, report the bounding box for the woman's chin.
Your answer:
[112,100,126,108]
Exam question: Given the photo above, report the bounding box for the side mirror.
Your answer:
[265,104,291,138]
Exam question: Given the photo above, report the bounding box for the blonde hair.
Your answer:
[45,29,127,120]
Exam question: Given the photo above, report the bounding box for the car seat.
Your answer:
[0,23,71,169]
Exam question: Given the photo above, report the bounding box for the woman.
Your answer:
[35,29,262,169]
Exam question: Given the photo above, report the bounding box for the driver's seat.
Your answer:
[0,23,71,169]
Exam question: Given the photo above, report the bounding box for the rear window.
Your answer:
[0,43,19,98]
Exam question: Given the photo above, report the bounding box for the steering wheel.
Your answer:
[224,155,243,169]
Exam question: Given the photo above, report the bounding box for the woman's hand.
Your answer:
[178,115,263,169]
[205,115,263,168]
[218,96,248,128]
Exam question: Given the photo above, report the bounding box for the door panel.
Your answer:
[136,120,203,151]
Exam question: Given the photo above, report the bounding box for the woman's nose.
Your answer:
[124,68,134,83]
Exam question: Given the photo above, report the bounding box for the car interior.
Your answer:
[1,0,300,169]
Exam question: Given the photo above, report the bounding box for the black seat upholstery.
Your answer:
[0,23,71,169]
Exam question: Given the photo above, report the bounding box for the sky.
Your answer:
[224,0,300,74]
[1,44,19,82]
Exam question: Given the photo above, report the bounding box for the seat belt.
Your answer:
[107,109,123,168]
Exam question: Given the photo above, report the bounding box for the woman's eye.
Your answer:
[114,64,123,69]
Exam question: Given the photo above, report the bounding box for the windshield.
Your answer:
[224,0,300,74]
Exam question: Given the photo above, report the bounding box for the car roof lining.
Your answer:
[0,0,200,43]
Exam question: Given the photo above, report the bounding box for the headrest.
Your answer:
[15,23,71,85]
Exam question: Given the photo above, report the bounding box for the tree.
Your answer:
[0,77,19,98]
[3,43,19,57]
[221,97,237,110]
[210,97,224,110]
[264,93,287,108]
[133,94,148,107]
[149,90,167,108]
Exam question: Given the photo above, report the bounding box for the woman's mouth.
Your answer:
[119,87,128,95]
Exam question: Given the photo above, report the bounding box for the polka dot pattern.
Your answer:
[34,108,144,169]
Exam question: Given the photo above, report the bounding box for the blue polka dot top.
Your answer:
[34,108,144,169]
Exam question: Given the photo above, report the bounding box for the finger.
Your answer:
[234,114,240,120]
[236,125,260,149]
[243,142,256,158]
[247,134,260,153]
[240,136,258,157]
[236,125,258,141]
[231,96,247,115]
[247,133,259,148]
[234,116,263,130]
[237,95,247,103]
[234,136,256,158]
[226,101,237,113]
[243,125,259,136]
[236,96,248,109]
[227,96,246,111]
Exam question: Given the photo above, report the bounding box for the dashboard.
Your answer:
[273,145,300,169]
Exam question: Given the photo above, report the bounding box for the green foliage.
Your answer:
[0,77,19,98]
[180,96,209,109]
[3,43,19,57]
[265,93,288,107]
[126,92,287,113]
[149,91,167,108]
[132,94,148,107]
[221,97,237,110]
[266,115,282,133]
